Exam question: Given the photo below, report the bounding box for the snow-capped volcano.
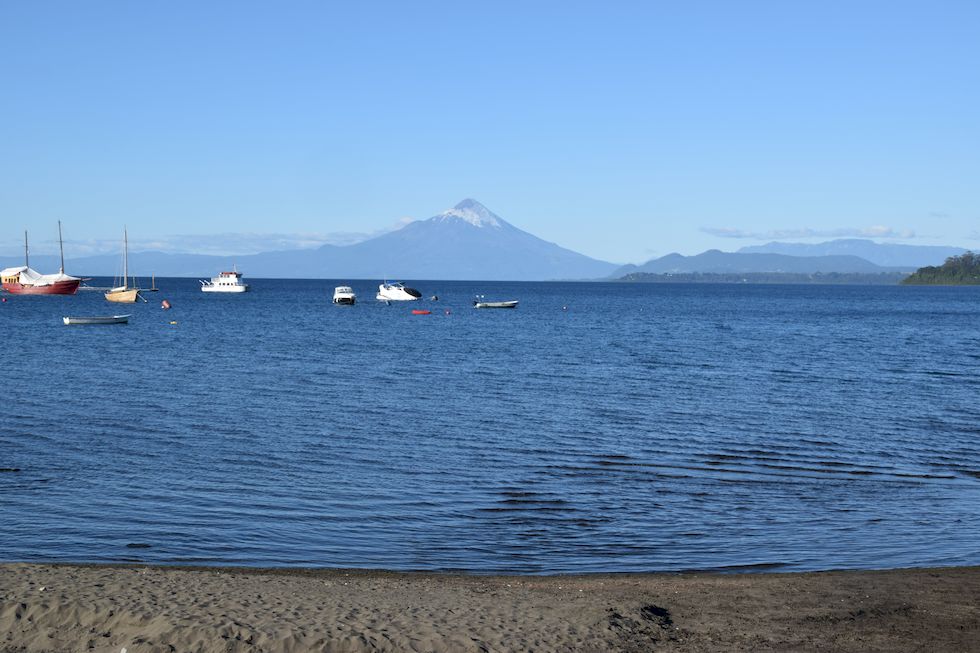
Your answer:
[320,198,616,279]
[432,199,504,228]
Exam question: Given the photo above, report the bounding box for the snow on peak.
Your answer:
[434,199,503,228]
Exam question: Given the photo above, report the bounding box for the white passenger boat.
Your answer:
[201,267,249,293]
[63,315,130,325]
[376,281,421,301]
[473,299,519,309]
[333,286,356,305]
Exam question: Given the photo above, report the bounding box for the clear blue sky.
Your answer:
[1,1,978,263]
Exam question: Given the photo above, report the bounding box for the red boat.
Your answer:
[1,271,81,295]
[1,223,81,295]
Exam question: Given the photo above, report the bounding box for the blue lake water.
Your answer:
[1,279,979,574]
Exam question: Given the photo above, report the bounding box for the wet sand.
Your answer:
[1,563,978,652]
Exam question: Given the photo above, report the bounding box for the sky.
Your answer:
[1,1,978,264]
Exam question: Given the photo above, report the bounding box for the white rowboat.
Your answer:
[473,300,519,309]
[63,315,131,325]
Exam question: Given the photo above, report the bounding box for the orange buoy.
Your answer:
[161,299,171,309]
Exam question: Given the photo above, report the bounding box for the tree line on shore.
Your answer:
[902,251,980,285]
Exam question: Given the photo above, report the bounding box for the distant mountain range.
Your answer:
[2,204,970,281]
[738,239,966,268]
[610,250,912,277]
[0,200,618,281]
[610,239,969,278]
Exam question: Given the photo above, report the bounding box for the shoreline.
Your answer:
[2,563,979,652]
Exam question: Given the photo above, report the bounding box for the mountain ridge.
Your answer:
[0,200,618,281]
[738,239,966,268]
[610,249,913,277]
[4,213,969,281]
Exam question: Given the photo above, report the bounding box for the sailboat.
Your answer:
[105,227,140,303]
[0,222,81,295]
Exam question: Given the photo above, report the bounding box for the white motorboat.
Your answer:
[63,314,130,325]
[376,281,421,301]
[333,286,356,305]
[473,299,519,309]
[201,267,249,293]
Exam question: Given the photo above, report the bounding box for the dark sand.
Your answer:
[1,563,978,652]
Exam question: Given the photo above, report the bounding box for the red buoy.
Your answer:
[412,309,431,315]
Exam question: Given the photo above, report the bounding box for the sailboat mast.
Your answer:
[24,230,28,268]
[58,221,65,273]
[123,226,129,288]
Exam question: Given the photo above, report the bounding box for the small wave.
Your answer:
[682,562,790,573]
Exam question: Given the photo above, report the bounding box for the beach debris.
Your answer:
[640,605,673,629]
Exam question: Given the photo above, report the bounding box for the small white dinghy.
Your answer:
[473,299,519,309]
[63,315,130,325]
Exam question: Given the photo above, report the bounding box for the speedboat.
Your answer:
[376,281,421,301]
[473,299,519,309]
[333,286,356,305]
[201,267,249,293]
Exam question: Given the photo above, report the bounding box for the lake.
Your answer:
[1,279,978,573]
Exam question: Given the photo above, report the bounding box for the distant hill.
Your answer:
[0,200,618,281]
[902,251,980,285]
[619,271,907,285]
[610,250,908,278]
[738,239,965,268]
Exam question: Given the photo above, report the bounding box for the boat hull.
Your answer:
[201,285,248,293]
[376,291,421,301]
[105,288,139,303]
[63,315,130,325]
[474,300,519,309]
[2,279,80,295]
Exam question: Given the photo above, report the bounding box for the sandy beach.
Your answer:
[0,564,977,652]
